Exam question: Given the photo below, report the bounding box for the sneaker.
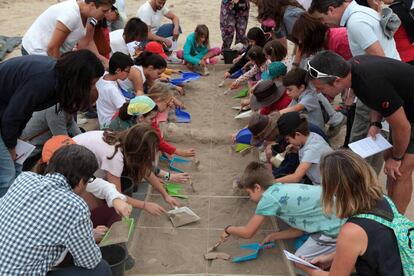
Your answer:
[326,114,347,138]
[167,52,183,64]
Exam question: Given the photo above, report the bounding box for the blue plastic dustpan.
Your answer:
[236,128,252,145]
[171,156,191,163]
[230,69,243,79]
[175,108,191,123]
[232,242,276,263]
[170,78,189,86]
[181,72,201,81]
[170,163,184,173]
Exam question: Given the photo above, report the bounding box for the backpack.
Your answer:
[353,196,414,275]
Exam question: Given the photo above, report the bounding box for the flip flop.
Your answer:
[235,128,252,145]
[175,108,191,123]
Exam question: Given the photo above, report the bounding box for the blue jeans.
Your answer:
[155,23,182,38]
[0,133,17,197]
[47,260,111,276]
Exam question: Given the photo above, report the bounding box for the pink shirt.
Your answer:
[326,27,353,61]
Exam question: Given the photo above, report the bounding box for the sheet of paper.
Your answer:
[15,139,36,165]
[283,250,321,270]
[348,134,392,159]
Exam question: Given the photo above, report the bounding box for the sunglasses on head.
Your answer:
[307,61,339,79]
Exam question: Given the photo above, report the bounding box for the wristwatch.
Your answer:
[369,121,382,129]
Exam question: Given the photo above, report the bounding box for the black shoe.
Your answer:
[84,110,98,119]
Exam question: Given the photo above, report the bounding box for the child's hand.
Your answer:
[240,99,250,107]
[143,201,166,216]
[164,195,181,208]
[224,71,231,79]
[175,86,185,96]
[173,97,185,108]
[286,144,299,153]
[230,81,239,89]
[170,172,191,183]
[231,132,237,144]
[177,148,196,157]
[261,233,279,245]
[113,198,133,218]
[93,225,108,242]
[200,59,207,67]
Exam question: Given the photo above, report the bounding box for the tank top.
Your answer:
[347,198,403,276]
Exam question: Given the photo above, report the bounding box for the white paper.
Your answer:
[348,134,392,158]
[15,139,36,165]
[283,250,321,270]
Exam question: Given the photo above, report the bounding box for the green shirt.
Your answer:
[256,183,344,237]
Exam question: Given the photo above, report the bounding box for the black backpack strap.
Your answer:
[408,228,414,249]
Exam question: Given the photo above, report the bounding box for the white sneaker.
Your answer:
[167,52,183,64]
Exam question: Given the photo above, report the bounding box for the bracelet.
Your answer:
[224,225,232,235]
[369,121,382,129]
[163,172,170,181]
[392,155,404,161]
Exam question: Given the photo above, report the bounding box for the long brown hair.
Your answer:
[291,13,328,57]
[320,150,383,219]
[103,123,160,182]
[194,24,210,48]
[257,0,303,27]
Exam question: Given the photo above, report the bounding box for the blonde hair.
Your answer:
[320,149,383,219]
[147,82,173,102]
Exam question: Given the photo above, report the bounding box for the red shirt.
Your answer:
[151,120,176,155]
[260,92,291,115]
[326,27,353,61]
[394,25,414,63]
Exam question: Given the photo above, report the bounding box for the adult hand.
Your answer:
[8,148,16,161]
[261,233,278,245]
[384,157,402,181]
[294,263,319,275]
[367,125,380,139]
[170,172,191,183]
[164,195,181,208]
[163,38,172,48]
[143,201,166,216]
[220,230,231,243]
[93,225,108,242]
[224,71,231,79]
[113,198,132,218]
[173,26,180,41]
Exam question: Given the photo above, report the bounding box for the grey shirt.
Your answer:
[275,5,304,41]
[299,132,332,184]
[21,104,81,148]
[289,88,326,130]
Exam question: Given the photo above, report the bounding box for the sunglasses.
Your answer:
[87,176,96,184]
[307,61,339,79]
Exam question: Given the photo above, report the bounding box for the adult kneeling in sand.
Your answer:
[136,0,181,53]
[0,50,104,197]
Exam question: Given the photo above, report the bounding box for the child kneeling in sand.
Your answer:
[275,112,332,185]
[220,162,344,260]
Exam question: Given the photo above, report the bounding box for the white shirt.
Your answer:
[109,29,129,55]
[95,75,126,128]
[136,1,169,34]
[86,178,126,207]
[117,65,146,93]
[22,0,85,55]
[73,131,124,179]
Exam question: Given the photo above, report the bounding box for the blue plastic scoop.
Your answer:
[232,242,276,263]
[235,128,252,145]
[181,72,201,81]
[230,69,243,79]
[175,108,191,123]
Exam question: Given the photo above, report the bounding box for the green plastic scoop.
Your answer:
[165,183,188,199]
[232,87,249,99]
[99,217,135,247]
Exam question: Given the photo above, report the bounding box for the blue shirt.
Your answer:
[0,172,101,275]
[256,184,344,237]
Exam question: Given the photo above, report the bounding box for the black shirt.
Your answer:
[350,55,414,122]
[0,55,59,148]
[347,198,403,276]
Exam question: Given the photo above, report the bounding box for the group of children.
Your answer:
[0,0,413,275]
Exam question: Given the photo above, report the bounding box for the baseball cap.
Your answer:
[277,112,303,136]
[127,95,156,116]
[144,41,168,59]
[262,62,287,81]
[42,135,76,163]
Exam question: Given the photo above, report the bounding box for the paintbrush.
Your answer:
[207,240,223,252]
[189,177,196,193]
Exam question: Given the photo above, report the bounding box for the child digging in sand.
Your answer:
[177,24,221,76]
[219,162,344,260]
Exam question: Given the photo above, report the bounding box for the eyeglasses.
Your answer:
[87,176,96,184]
[307,61,339,79]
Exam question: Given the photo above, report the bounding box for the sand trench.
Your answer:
[126,65,295,275]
